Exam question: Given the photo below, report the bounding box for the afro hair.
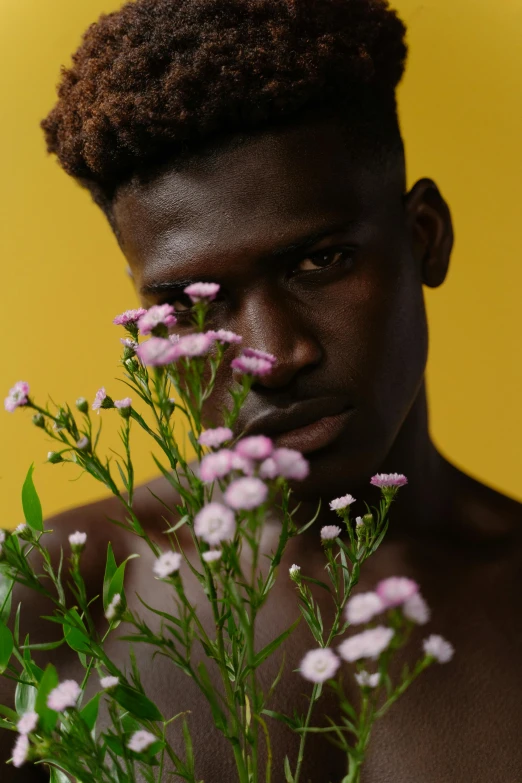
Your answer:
[41,0,408,207]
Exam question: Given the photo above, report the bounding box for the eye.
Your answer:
[169,292,195,315]
[293,248,354,274]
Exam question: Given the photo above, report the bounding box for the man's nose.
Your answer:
[233,287,322,389]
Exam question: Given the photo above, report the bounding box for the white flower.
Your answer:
[14,524,27,536]
[299,648,340,683]
[329,494,356,511]
[202,550,222,564]
[12,734,29,767]
[423,634,454,663]
[345,592,384,625]
[355,516,364,527]
[100,676,119,690]
[47,680,81,712]
[76,436,90,450]
[338,626,394,662]
[153,551,182,579]
[376,576,418,608]
[0,530,6,544]
[105,593,122,622]
[289,564,301,579]
[320,525,342,541]
[355,671,381,688]
[128,730,157,753]
[68,531,87,549]
[17,711,38,735]
[194,503,236,545]
[403,592,430,625]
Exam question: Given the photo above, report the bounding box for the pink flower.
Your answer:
[403,592,430,625]
[300,648,340,683]
[153,551,182,578]
[376,577,418,608]
[370,473,408,488]
[320,525,342,541]
[105,593,122,622]
[259,457,278,479]
[242,348,277,364]
[231,354,273,376]
[113,308,147,326]
[176,333,215,357]
[17,711,38,735]
[76,436,90,450]
[184,282,220,302]
[271,448,310,480]
[136,338,178,366]
[138,304,177,335]
[200,449,234,482]
[198,427,234,448]
[114,397,132,409]
[230,453,255,475]
[4,381,30,412]
[12,734,29,768]
[202,550,222,564]
[120,338,138,350]
[207,329,243,345]
[194,503,236,545]
[128,730,157,753]
[423,634,454,663]
[69,531,87,550]
[354,671,380,688]
[346,592,384,625]
[338,626,394,662]
[100,676,119,690]
[329,494,356,511]
[92,387,111,414]
[224,477,268,510]
[47,680,81,712]
[235,436,273,461]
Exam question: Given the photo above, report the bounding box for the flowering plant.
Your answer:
[1,285,453,783]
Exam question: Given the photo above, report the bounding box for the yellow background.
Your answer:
[1,0,521,526]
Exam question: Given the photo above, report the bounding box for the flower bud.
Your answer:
[47,451,63,464]
[76,436,90,451]
[289,564,301,583]
[69,531,87,553]
[75,397,88,413]
[32,413,45,429]
[125,358,139,373]
[14,523,33,541]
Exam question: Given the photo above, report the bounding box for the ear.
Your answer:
[404,178,454,288]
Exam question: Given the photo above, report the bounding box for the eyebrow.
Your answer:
[140,221,354,296]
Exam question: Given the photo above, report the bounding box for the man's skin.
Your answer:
[2,117,522,782]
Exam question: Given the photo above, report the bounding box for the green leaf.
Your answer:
[21,464,43,531]
[251,618,300,671]
[15,676,36,716]
[284,755,295,783]
[0,572,13,624]
[80,692,100,732]
[105,554,139,611]
[49,768,71,783]
[111,684,163,721]
[63,609,92,654]
[103,543,118,609]
[34,664,59,733]
[197,662,228,733]
[0,620,13,674]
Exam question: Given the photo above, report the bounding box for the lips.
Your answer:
[239,397,353,454]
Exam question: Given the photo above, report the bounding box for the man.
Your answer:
[2,0,522,779]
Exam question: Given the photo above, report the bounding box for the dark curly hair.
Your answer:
[41,0,408,212]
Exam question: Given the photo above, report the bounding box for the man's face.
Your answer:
[113,119,430,496]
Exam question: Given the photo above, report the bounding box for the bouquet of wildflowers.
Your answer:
[1,283,453,783]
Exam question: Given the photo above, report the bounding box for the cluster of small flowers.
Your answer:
[299,576,453,686]
[4,381,30,413]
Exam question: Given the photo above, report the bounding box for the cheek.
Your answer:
[317,258,428,415]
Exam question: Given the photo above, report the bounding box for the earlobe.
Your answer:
[404,178,454,288]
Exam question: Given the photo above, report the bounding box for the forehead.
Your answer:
[112,119,399,286]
